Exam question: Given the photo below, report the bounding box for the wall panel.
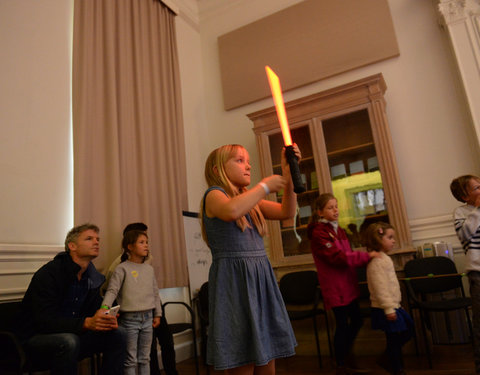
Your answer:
[0,244,61,301]
[218,0,399,110]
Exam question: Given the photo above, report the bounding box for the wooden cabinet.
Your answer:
[248,73,413,272]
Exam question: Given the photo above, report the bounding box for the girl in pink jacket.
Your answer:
[308,193,379,375]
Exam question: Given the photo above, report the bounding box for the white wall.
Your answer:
[0,0,73,300]
[1,0,478,289]
[0,2,193,360]
[175,1,210,212]
[0,0,73,243]
[0,0,476,361]
[176,0,480,255]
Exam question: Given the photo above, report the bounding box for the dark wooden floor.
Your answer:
[176,343,476,374]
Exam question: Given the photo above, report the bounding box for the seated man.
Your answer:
[104,222,178,375]
[16,223,126,375]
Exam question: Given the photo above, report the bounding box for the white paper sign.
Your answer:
[183,211,211,299]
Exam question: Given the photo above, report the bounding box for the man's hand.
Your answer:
[153,316,161,328]
[83,308,119,331]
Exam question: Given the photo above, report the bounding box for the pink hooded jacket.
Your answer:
[308,221,370,309]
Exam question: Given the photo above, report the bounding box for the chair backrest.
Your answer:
[0,301,22,332]
[0,301,25,372]
[197,281,209,324]
[356,267,372,317]
[279,270,318,305]
[404,256,463,294]
[356,267,369,300]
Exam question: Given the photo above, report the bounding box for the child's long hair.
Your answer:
[200,144,266,245]
[364,222,394,252]
[121,230,148,262]
[308,193,336,225]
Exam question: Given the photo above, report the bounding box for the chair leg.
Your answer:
[192,327,199,375]
[419,311,432,369]
[312,316,322,368]
[324,312,333,358]
[90,353,96,375]
[200,328,209,374]
[408,307,420,356]
[412,323,420,356]
[466,307,474,345]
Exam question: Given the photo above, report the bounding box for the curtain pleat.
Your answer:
[72,0,188,288]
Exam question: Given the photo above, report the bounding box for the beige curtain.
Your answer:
[72,0,188,288]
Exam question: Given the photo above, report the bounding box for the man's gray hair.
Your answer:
[64,223,100,252]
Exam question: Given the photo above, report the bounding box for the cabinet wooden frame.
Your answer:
[248,73,412,269]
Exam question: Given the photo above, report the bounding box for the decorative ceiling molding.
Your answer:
[173,0,200,27]
[197,0,244,22]
[161,0,180,15]
[437,0,480,24]
[436,0,480,150]
[196,0,303,26]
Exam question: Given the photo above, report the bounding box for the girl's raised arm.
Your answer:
[205,176,284,222]
[260,145,300,220]
[205,145,301,222]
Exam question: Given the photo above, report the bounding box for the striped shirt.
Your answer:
[454,204,480,272]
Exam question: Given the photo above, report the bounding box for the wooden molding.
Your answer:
[248,73,412,269]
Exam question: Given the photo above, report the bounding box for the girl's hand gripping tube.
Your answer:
[285,146,305,194]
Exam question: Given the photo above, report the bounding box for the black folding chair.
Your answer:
[404,256,473,368]
[279,270,332,368]
[162,301,199,375]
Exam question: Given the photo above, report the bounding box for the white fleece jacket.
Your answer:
[367,252,401,315]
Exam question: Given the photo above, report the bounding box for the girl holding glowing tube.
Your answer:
[200,143,300,374]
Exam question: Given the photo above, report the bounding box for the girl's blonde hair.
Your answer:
[308,193,336,225]
[200,144,266,245]
[364,221,394,252]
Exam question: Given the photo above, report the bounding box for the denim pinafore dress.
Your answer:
[203,187,297,370]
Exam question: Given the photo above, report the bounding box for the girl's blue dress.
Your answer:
[203,187,297,370]
[371,307,414,333]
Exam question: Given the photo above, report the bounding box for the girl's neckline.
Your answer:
[126,258,145,265]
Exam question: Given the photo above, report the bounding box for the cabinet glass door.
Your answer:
[249,73,412,270]
[268,124,318,257]
[322,109,388,248]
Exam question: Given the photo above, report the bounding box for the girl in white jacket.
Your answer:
[365,222,414,375]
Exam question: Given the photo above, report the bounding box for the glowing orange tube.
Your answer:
[265,66,292,146]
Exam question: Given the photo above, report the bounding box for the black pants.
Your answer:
[150,315,178,375]
[332,299,363,366]
[24,327,127,375]
[385,328,413,373]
